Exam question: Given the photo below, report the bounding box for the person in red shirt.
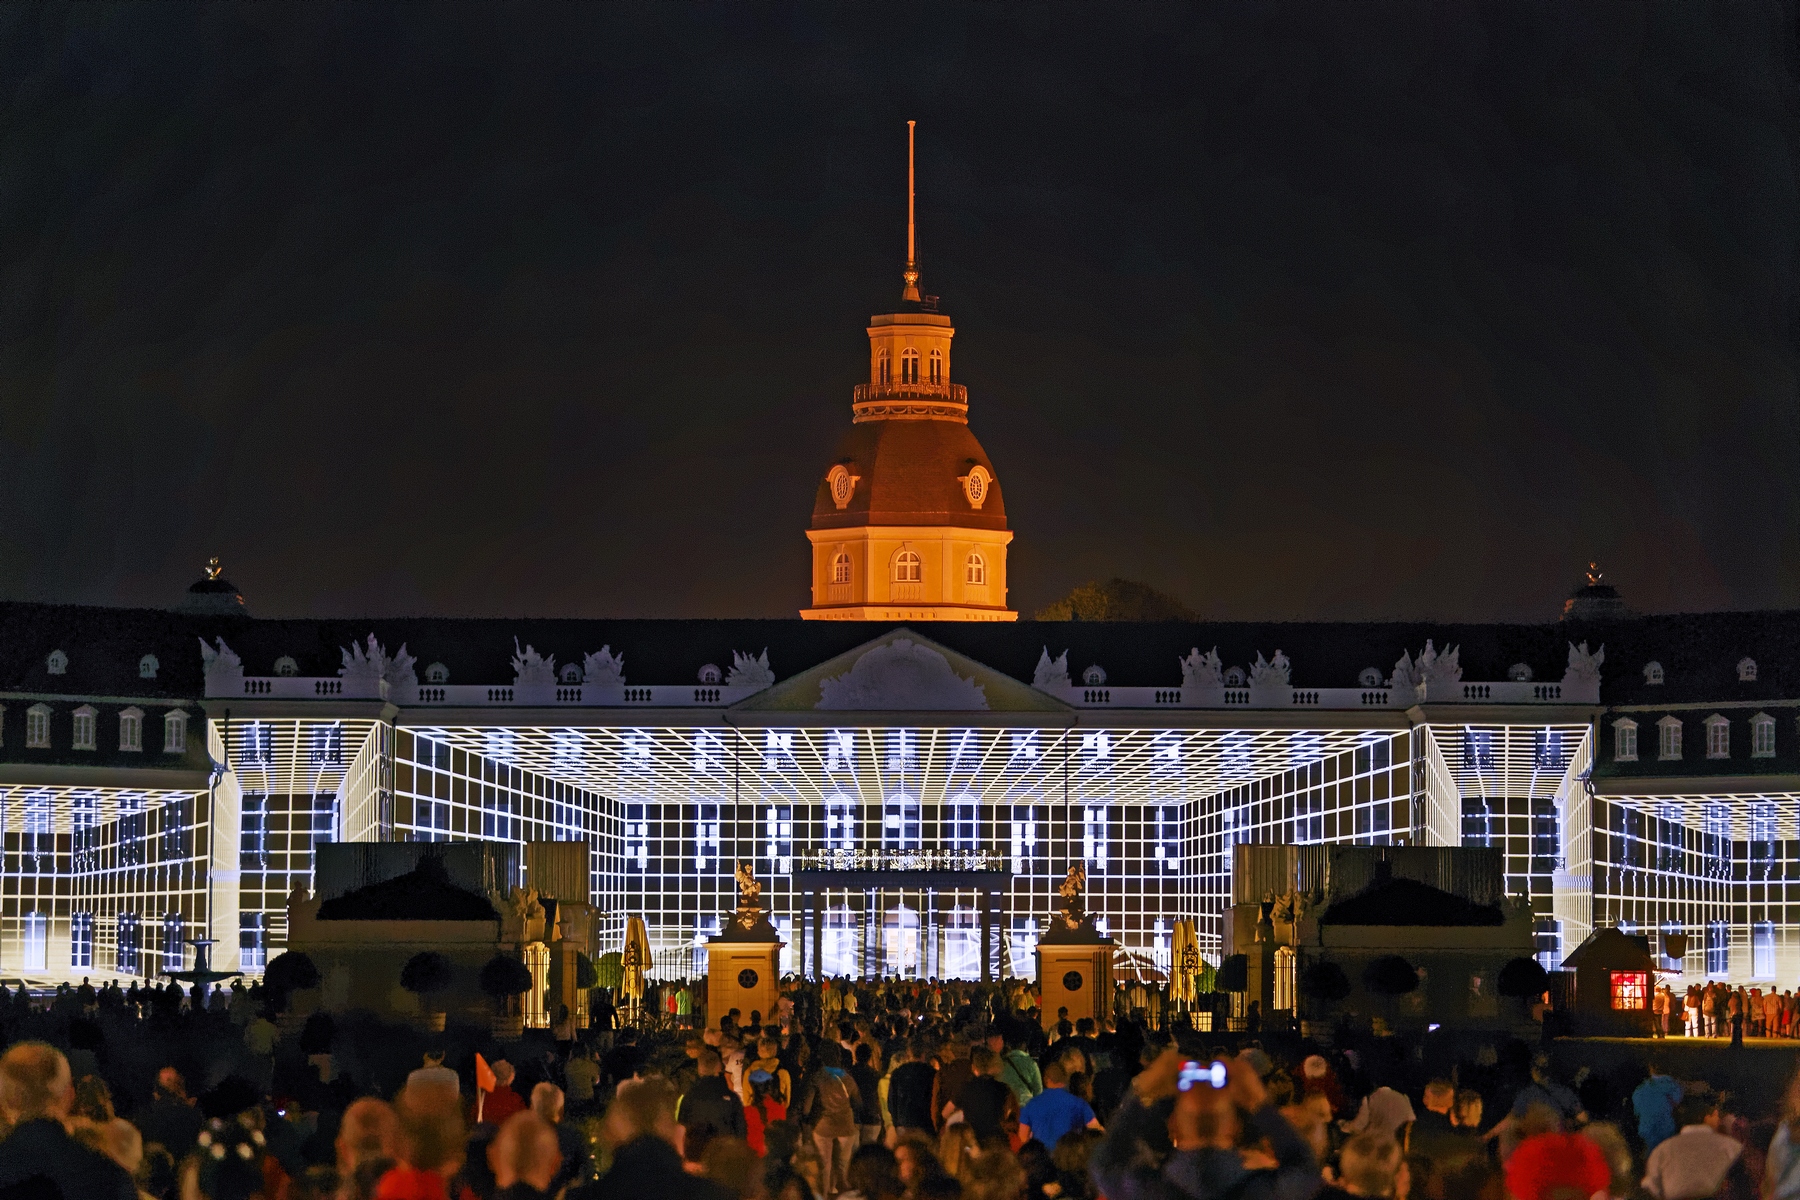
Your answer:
[744,1071,788,1157]
[481,1060,528,1126]
[377,1080,466,1200]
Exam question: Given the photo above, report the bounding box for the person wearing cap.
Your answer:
[744,1069,788,1157]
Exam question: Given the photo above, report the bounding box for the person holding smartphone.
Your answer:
[1089,1048,1321,1200]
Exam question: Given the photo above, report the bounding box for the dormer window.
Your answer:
[72,705,97,751]
[1705,714,1730,759]
[1738,657,1758,682]
[1752,713,1776,758]
[698,664,722,685]
[831,552,852,585]
[1658,716,1683,761]
[1644,661,1664,685]
[1224,666,1246,687]
[119,707,144,753]
[929,348,943,384]
[273,656,299,677]
[965,552,986,585]
[893,549,922,583]
[163,710,188,754]
[901,349,919,384]
[877,348,891,384]
[46,649,67,676]
[25,705,51,749]
[1612,718,1638,763]
[559,663,582,684]
[1358,667,1383,687]
[1083,665,1107,686]
[1508,663,1533,682]
[425,662,450,684]
[139,654,159,680]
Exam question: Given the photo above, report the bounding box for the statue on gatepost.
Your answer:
[715,861,779,941]
[1041,863,1106,944]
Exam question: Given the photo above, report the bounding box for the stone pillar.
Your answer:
[707,939,783,1030]
[1035,943,1113,1030]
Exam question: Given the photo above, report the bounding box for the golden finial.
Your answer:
[902,120,922,303]
[205,556,223,582]
[1586,561,1603,586]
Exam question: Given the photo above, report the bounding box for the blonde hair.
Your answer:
[0,1043,70,1121]
[937,1124,980,1181]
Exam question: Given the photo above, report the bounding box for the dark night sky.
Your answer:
[1,3,1795,623]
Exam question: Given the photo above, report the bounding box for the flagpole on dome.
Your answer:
[902,120,922,303]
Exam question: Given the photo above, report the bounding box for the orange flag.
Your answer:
[474,1053,496,1093]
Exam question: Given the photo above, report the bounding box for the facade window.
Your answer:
[21,913,47,973]
[1752,713,1776,758]
[243,722,274,766]
[162,914,185,971]
[162,797,190,861]
[1613,719,1637,762]
[1658,717,1683,761]
[877,348,890,384]
[1739,657,1758,682]
[1082,805,1110,871]
[45,649,67,675]
[947,794,980,849]
[831,552,851,585]
[1754,922,1776,979]
[882,793,921,849]
[22,792,51,871]
[824,795,856,850]
[1608,971,1647,1011]
[310,724,343,765]
[901,349,919,384]
[163,710,187,754]
[1705,715,1730,759]
[1010,804,1042,875]
[1706,920,1729,976]
[693,802,721,870]
[1154,805,1179,870]
[892,549,922,583]
[964,553,985,585]
[764,806,792,873]
[1643,661,1664,685]
[929,349,943,384]
[72,706,97,751]
[1533,729,1563,770]
[71,912,93,970]
[139,654,158,679]
[119,707,143,752]
[116,915,140,974]
[240,913,266,971]
[25,705,51,749]
[1463,729,1494,770]
[624,803,650,871]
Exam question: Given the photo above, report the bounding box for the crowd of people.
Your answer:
[1653,982,1800,1044]
[0,972,1794,1198]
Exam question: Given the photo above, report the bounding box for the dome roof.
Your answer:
[179,558,250,617]
[812,419,1007,531]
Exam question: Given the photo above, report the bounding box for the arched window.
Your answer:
[929,349,943,384]
[901,349,919,385]
[831,552,852,585]
[893,549,922,583]
[964,552,985,585]
[877,348,891,384]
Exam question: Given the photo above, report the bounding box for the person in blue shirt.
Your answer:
[1632,1062,1684,1153]
[1020,1060,1101,1148]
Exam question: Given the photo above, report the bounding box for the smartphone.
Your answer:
[1177,1060,1228,1091]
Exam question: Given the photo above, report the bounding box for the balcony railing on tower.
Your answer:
[852,381,969,423]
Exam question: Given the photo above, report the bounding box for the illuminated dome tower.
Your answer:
[802,123,1015,622]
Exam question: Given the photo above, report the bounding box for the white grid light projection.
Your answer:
[395,723,1401,977]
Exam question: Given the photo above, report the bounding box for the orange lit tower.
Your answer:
[801,123,1016,622]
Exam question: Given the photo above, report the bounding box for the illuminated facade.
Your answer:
[2,591,1794,994]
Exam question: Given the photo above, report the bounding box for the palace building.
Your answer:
[0,133,1796,1007]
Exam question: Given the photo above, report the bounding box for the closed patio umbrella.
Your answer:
[621,916,652,1013]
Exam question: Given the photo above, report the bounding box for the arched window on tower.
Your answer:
[965,552,986,585]
[831,552,852,585]
[929,349,943,384]
[893,549,922,583]
[878,348,891,384]
[901,349,919,385]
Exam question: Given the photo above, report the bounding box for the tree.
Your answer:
[1034,578,1198,621]
[260,950,320,1015]
[400,951,454,1009]
[1216,954,1249,993]
[1301,960,1351,1003]
[573,952,599,991]
[1361,955,1419,996]
[479,953,534,1007]
[1498,956,1551,999]
[595,952,624,990]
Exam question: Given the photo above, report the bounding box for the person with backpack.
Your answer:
[808,1041,864,1196]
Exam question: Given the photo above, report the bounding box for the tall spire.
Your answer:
[902,120,922,303]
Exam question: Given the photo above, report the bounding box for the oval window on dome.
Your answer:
[962,465,991,510]
[826,464,859,510]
